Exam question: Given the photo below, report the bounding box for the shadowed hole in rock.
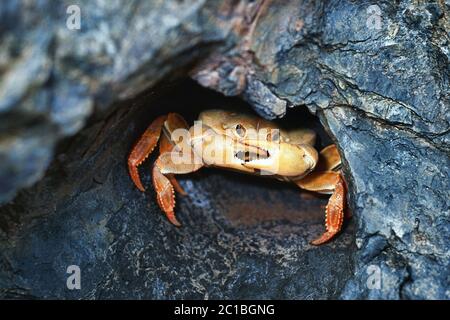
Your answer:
[0,78,356,299]
[115,79,346,229]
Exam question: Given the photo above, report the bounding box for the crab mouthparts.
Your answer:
[234,148,270,162]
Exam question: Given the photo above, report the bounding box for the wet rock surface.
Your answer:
[0,83,355,299]
[193,0,450,299]
[0,0,449,299]
[0,0,236,203]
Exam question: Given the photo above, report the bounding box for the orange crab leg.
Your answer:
[294,144,347,245]
[152,151,203,226]
[168,174,187,196]
[152,157,180,226]
[128,112,201,227]
[310,174,346,245]
[128,115,167,192]
[315,144,341,172]
[159,132,187,195]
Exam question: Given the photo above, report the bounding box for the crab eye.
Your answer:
[235,124,246,138]
[267,129,280,142]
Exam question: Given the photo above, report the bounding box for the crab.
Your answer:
[128,110,348,245]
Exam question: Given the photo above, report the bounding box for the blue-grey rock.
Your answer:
[192,0,450,299]
[0,83,356,299]
[0,0,449,300]
[0,0,233,203]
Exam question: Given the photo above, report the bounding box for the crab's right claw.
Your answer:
[128,115,167,192]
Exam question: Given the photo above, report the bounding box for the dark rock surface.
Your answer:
[0,0,236,203]
[193,0,449,299]
[0,83,355,299]
[0,0,449,299]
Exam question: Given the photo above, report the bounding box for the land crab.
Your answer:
[128,110,348,245]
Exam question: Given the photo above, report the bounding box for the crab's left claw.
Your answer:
[310,174,346,245]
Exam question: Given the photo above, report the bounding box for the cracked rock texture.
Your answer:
[192,0,450,299]
[0,82,355,299]
[0,0,233,203]
[0,0,449,299]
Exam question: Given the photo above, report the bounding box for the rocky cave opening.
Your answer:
[0,78,356,299]
[122,78,349,230]
[1,0,448,301]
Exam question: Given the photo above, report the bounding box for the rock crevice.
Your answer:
[0,0,448,299]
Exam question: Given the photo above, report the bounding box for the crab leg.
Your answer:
[313,174,345,245]
[152,157,180,226]
[295,172,346,245]
[294,144,347,245]
[160,132,187,195]
[128,113,202,226]
[128,113,189,193]
[314,144,341,172]
[153,151,203,226]
[128,115,167,192]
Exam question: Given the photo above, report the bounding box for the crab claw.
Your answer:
[128,115,167,192]
[310,174,346,245]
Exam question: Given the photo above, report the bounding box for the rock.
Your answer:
[192,0,450,299]
[0,82,355,299]
[0,0,235,203]
[0,0,449,299]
